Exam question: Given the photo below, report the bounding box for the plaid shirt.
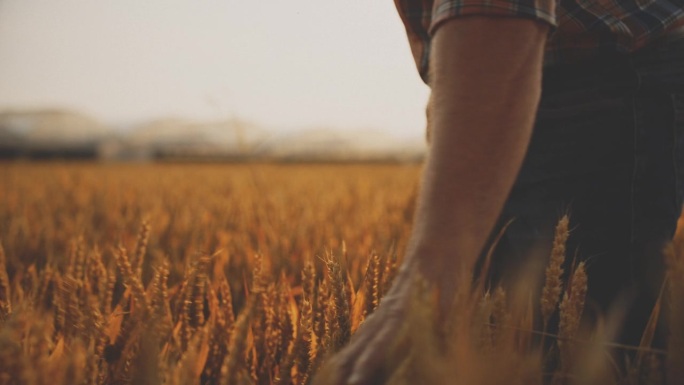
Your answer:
[395,0,684,83]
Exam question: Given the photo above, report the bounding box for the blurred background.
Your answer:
[0,1,430,162]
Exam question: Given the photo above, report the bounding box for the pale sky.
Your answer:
[0,1,431,138]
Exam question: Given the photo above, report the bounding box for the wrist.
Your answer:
[403,239,476,285]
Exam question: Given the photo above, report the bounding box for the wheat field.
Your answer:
[0,163,682,385]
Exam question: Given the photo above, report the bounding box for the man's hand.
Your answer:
[313,266,414,385]
[315,16,548,385]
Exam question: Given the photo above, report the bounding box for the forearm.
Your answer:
[406,17,548,283]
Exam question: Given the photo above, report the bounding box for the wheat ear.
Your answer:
[323,252,350,352]
[558,261,587,369]
[540,215,569,330]
[132,219,150,280]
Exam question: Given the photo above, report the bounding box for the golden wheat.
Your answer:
[0,163,681,385]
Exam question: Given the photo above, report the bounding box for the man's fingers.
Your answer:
[347,324,400,385]
[312,319,382,385]
[314,286,411,385]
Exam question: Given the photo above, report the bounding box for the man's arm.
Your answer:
[318,16,548,385]
[407,17,548,302]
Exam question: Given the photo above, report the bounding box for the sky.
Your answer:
[0,1,431,138]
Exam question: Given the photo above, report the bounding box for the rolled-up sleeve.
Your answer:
[430,0,557,35]
[396,0,557,84]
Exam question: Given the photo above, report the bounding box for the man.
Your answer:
[325,1,684,384]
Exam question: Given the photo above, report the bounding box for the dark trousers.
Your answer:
[487,31,684,347]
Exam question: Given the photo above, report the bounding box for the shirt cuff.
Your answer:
[429,0,558,36]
